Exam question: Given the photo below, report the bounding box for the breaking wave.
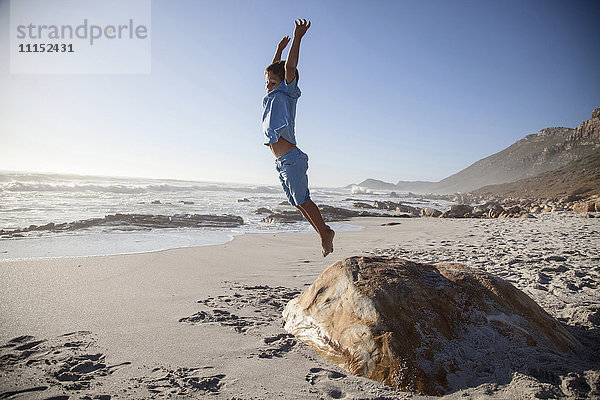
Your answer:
[350,185,374,194]
[0,181,280,194]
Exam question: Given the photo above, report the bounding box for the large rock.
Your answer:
[440,204,473,218]
[318,205,391,221]
[353,202,376,209]
[420,207,442,217]
[573,200,599,212]
[373,200,400,210]
[283,256,580,395]
[483,202,505,218]
[261,210,304,223]
[395,204,420,215]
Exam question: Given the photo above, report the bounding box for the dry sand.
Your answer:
[0,213,599,399]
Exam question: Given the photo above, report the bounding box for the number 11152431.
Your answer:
[18,43,74,53]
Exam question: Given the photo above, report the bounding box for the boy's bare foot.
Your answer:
[321,227,335,257]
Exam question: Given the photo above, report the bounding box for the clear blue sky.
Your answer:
[1,0,599,186]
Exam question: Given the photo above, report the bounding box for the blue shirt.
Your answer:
[262,78,301,146]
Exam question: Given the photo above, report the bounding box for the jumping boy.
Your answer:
[262,19,335,257]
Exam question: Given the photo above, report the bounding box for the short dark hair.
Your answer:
[265,60,299,83]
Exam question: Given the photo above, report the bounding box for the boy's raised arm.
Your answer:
[272,36,290,64]
[285,19,310,84]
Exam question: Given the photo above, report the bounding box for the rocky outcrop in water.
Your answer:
[0,213,244,238]
[352,202,376,209]
[262,193,598,225]
[420,207,442,217]
[260,211,305,224]
[253,208,273,214]
[374,201,420,216]
[437,202,536,219]
[440,204,473,218]
[260,205,402,224]
[283,256,580,396]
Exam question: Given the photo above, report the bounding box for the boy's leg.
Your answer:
[296,204,318,232]
[277,148,334,257]
[297,199,335,257]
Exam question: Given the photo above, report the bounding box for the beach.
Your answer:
[2,0,599,397]
[1,214,599,399]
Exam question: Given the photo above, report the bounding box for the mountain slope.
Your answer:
[472,147,600,199]
[433,126,577,193]
[353,108,600,194]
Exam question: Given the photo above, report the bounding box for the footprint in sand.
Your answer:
[179,308,265,333]
[0,331,130,396]
[305,367,348,399]
[257,333,297,358]
[182,283,302,333]
[198,283,301,319]
[136,366,226,396]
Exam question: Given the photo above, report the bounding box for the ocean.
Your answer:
[0,172,454,259]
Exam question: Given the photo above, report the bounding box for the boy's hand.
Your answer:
[284,18,310,83]
[293,19,311,39]
[272,36,290,63]
[277,36,290,51]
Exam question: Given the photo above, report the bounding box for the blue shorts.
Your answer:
[275,148,310,207]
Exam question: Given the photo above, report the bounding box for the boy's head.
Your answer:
[264,60,299,93]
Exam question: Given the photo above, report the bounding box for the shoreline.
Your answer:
[1,215,598,399]
[0,221,364,261]
[0,229,241,262]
